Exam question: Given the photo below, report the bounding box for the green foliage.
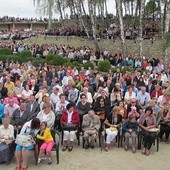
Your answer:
[121,66,134,74]
[32,59,46,67]
[70,61,82,71]
[45,54,55,62]
[19,50,32,58]
[52,55,63,66]
[83,61,94,70]
[0,48,12,55]
[97,60,111,72]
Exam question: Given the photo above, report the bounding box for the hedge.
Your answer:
[97,60,111,72]
[0,48,12,55]
[83,61,94,69]
[19,50,32,58]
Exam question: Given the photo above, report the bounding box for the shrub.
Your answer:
[0,48,12,55]
[62,57,71,65]
[19,50,32,59]
[70,61,82,71]
[32,59,45,67]
[83,61,94,69]
[52,55,63,66]
[45,54,55,62]
[97,60,111,72]
[121,66,134,74]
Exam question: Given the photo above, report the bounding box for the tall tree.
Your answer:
[116,0,127,58]
[139,0,145,60]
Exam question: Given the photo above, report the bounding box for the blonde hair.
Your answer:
[112,106,121,113]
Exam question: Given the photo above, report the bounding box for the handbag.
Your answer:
[62,123,77,131]
[15,134,35,147]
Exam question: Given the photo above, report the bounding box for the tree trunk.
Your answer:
[139,0,145,60]
[88,0,99,51]
[104,0,108,16]
[48,0,53,29]
[76,0,90,38]
[57,0,64,21]
[165,1,170,33]
[81,1,86,16]
[116,0,126,58]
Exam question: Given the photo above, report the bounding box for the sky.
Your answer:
[0,0,115,19]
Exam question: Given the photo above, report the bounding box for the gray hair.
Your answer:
[2,117,10,123]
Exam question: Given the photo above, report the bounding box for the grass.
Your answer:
[22,35,169,59]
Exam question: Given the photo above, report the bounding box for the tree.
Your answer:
[116,0,127,58]
[34,0,55,29]
[139,0,145,60]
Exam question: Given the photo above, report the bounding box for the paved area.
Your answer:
[1,140,170,170]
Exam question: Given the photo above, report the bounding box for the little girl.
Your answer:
[36,122,54,165]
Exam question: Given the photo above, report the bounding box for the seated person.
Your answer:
[37,122,54,165]
[15,118,40,170]
[104,106,122,152]
[159,102,170,143]
[139,107,157,156]
[122,114,138,153]
[128,106,140,119]
[36,102,55,129]
[82,110,100,149]
[10,101,29,133]
[0,118,14,164]
[60,103,80,152]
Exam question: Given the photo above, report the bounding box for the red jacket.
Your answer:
[60,109,80,125]
[151,90,163,99]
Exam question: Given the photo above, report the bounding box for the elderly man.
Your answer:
[4,98,19,118]
[137,86,150,109]
[82,110,100,149]
[10,101,29,133]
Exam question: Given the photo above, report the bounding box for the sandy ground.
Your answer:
[1,140,170,170]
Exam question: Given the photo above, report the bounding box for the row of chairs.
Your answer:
[33,127,160,166]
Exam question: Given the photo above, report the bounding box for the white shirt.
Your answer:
[50,92,61,105]
[55,101,69,113]
[124,92,136,100]
[0,124,14,141]
[67,111,73,124]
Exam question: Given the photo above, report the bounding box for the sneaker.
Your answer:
[90,139,95,149]
[48,159,52,165]
[84,140,89,149]
[37,158,41,164]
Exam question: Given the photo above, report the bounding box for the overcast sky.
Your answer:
[0,0,115,19]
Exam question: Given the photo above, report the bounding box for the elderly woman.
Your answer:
[139,107,157,156]
[0,118,14,164]
[104,106,122,151]
[122,114,138,153]
[60,103,80,152]
[82,110,100,149]
[15,118,40,170]
[36,102,55,129]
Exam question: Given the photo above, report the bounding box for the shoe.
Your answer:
[165,139,169,144]
[124,146,128,151]
[104,144,109,152]
[15,167,20,170]
[48,159,52,165]
[90,139,95,149]
[21,167,27,170]
[141,148,146,155]
[132,148,136,153]
[68,146,73,152]
[84,141,89,149]
[37,158,41,164]
[62,146,68,151]
[145,149,150,156]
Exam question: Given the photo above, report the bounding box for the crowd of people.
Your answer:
[0,43,169,170]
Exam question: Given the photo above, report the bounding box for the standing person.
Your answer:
[60,103,80,151]
[139,107,157,156]
[37,122,55,165]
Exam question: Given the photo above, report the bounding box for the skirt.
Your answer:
[0,143,10,163]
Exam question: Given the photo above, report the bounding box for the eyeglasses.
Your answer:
[100,100,104,102]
